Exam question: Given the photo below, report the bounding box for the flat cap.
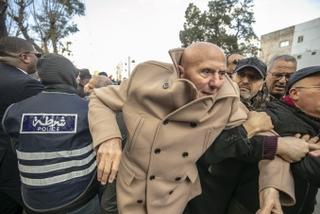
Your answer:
[286,65,320,93]
[234,57,267,79]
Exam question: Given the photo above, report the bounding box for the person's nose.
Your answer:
[208,72,221,87]
[278,75,287,84]
[241,76,250,84]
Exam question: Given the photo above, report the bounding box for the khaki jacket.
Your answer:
[88,48,293,213]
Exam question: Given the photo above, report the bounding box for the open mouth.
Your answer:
[240,87,250,91]
[274,85,285,91]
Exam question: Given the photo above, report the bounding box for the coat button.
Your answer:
[208,165,213,174]
[163,82,169,89]
[154,148,161,154]
[182,152,189,158]
[149,175,155,180]
[175,177,181,181]
[137,199,143,204]
[190,122,197,128]
[163,120,169,125]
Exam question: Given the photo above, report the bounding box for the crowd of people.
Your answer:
[0,36,319,214]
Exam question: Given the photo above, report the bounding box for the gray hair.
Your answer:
[267,55,297,72]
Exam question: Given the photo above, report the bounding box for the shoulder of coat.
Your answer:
[139,60,174,73]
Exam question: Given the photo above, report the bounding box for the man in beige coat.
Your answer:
[88,42,288,213]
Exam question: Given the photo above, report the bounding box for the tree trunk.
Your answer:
[0,0,8,38]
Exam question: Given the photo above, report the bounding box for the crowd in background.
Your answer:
[0,36,320,214]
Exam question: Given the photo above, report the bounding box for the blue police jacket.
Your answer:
[2,91,97,212]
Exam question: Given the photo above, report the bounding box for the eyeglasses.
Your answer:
[24,51,42,58]
[270,72,293,80]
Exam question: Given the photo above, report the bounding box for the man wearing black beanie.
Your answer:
[2,54,99,214]
[37,53,78,92]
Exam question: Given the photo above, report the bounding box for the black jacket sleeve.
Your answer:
[291,155,320,186]
[203,125,265,164]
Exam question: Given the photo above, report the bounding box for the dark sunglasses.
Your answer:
[28,51,42,58]
[19,51,42,58]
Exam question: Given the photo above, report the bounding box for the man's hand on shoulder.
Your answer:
[276,136,309,162]
[96,138,122,185]
[295,134,320,157]
[243,111,273,138]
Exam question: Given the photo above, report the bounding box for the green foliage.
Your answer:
[7,0,85,53]
[180,0,259,56]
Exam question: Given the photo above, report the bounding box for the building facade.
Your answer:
[260,18,320,69]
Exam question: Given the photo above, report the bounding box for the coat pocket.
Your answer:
[117,163,147,211]
[125,116,144,153]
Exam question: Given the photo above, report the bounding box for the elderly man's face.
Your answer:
[290,74,320,118]
[233,68,264,100]
[180,55,227,98]
[266,59,296,98]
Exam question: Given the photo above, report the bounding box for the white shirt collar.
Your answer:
[16,67,28,75]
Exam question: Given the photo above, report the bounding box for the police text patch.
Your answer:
[20,114,77,134]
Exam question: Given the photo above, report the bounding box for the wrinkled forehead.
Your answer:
[270,60,296,72]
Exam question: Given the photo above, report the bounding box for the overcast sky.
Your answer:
[67,0,320,77]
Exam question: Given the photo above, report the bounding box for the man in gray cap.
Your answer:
[2,54,99,214]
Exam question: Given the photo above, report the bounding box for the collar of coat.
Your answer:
[160,48,241,123]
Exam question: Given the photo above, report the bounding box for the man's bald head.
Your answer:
[181,42,226,68]
[178,42,227,97]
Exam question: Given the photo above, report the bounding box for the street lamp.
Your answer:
[125,56,135,76]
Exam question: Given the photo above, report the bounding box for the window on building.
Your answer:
[311,51,317,55]
[279,40,289,48]
[297,55,302,59]
[297,36,304,43]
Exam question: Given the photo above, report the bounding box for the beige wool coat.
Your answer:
[88,48,294,213]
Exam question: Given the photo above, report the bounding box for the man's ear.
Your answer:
[178,65,184,78]
[19,53,31,64]
[289,88,299,101]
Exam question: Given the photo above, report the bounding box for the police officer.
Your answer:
[2,54,99,214]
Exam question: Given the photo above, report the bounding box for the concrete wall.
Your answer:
[260,26,294,64]
[291,18,320,69]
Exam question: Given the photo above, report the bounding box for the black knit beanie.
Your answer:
[37,53,78,91]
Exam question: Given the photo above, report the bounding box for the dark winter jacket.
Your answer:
[184,125,270,214]
[265,99,320,214]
